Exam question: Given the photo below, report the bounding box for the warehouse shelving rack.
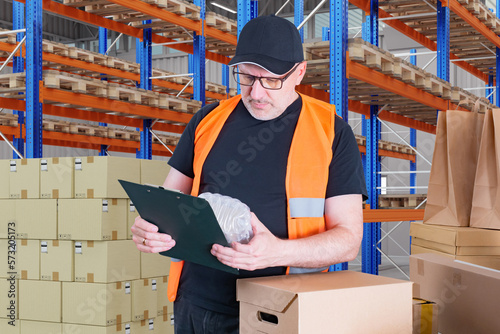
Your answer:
[0,0,499,274]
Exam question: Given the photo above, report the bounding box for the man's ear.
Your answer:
[295,61,308,85]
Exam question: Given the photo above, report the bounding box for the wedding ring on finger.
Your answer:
[142,238,147,246]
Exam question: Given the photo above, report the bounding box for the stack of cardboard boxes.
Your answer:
[0,156,174,334]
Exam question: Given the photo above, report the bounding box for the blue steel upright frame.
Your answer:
[13,1,25,158]
[437,1,450,83]
[25,0,43,158]
[327,0,349,272]
[137,21,153,160]
[193,0,206,106]
[295,0,304,42]
[98,27,108,156]
[410,49,417,194]
[362,0,381,275]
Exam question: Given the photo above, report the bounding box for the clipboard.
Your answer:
[119,180,239,274]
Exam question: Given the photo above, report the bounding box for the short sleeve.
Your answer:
[326,116,368,200]
[168,102,219,178]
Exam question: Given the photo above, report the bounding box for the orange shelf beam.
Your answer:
[349,0,490,83]
[41,86,193,124]
[363,209,425,223]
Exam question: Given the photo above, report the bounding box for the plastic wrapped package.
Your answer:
[199,192,253,244]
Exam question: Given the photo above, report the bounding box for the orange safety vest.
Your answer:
[167,93,336,302]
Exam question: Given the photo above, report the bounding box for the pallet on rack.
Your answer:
[205,12,237,34]
[68,47,107,65]
[355,135,416,156]
[43,70,108,97]
[378,194,427,209]
[0,112,19,127]
[158,94,202,113]
[42,118,71,133]
[0,73,26,97]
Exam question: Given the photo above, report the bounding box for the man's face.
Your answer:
[238,62,306,121]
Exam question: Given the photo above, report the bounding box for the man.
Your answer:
[131,15,367,334]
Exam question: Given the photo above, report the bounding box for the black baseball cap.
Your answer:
[228,15,304,75]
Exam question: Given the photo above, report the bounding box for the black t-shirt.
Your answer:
[168,96,367,315]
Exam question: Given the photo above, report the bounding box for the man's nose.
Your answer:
[250,78,266,100]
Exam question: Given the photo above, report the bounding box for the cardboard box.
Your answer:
[127,199,138,240]
[62,281,131,326]
[16,239,40,280]
[0,277,18,320]
[237,271,412,334]
[61,323,131,334]
[0,318,20,334]
[20,320,62,334]
[40,240,74,281]
[58,199,127,240]
[14,199,58,239]
[9,159,40,199]
[0,200,16,238]
[131,278,157,321]
[411,221,500,247]
[412,237,500,256]
[141,252,171,278]
[74,156,140,199]
[410,253,500,334]
[153,313,174,334]
[131,319,156,334]
[411,244,500,270]
[0,238,17,279]
[19,280,61,322]
[412,298,438,334]
[74,240,140,283]
[140,159,170,187]
[153,276,172,316]
[40,157,74,199]
[0,159,10,199]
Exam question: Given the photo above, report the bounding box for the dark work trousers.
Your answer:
[174,294,239,334]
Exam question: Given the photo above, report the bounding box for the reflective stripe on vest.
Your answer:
[289,198,325,218]
[167,93,336,302]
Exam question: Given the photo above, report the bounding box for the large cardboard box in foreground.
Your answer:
[131,278,157,321]
[9,159,39,199]
[74,156,140,199]
[62,281,132,326]
[58,198,127,240]
[40,157,74,199]
[237,271,412,334]
[410,253,500,334]
[74,240,140,283]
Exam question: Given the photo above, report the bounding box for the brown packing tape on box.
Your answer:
[53,157,59,164]
[52,189,59,198]
[21,190,27,199]
[112,231,118,240]
[52,240,59,247]
[116,281,122,289]
[87,241,94,248]
[87,273,94,283]
[87,189,94,198]
[21,159,27,165]
[87,156,94,164]
[21,270,27,280]
[52,272,59,281]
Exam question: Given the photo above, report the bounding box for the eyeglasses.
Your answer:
[232,63,300,90]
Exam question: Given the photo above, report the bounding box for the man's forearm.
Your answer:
[278,225,362,269]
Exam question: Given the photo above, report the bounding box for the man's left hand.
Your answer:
[211,212,284,271]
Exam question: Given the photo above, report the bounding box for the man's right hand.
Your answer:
[131,216,176,253]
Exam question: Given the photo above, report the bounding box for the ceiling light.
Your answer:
[211,2,237,14]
